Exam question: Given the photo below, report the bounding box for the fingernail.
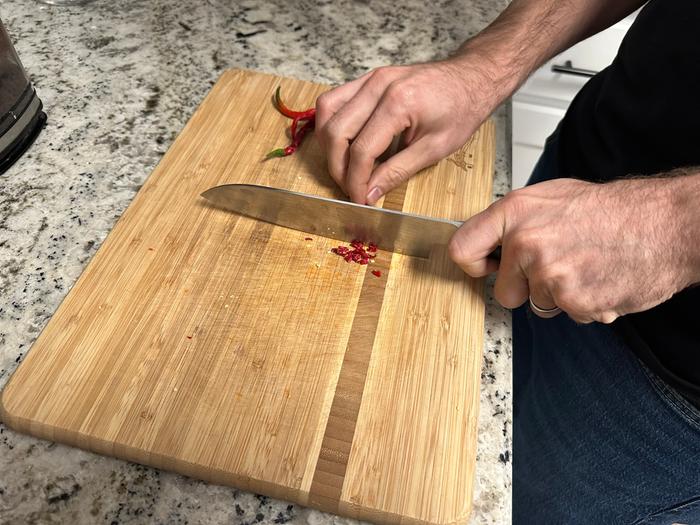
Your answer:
[366,187,382,205]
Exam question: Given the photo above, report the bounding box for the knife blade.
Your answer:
[201,184,462,258]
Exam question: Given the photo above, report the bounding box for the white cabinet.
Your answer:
[511,12,638,189]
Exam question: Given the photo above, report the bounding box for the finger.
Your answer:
[527,281,557,312]
[315,70,374,146]
[448,203,505,277]
[323,74,400,192]
[345,99,411,203]
[365,137,440,205]
[493,244,529,309]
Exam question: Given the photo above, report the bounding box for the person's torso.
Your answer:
[557,0,700,404]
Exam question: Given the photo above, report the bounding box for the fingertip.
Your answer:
[454,257,499,278]
[366,187,383,206]
[447,230,470,267]
[349,186,369,204]
[494,277,529,309]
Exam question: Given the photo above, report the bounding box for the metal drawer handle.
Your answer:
[551,60,597,78]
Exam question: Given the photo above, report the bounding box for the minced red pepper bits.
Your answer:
[266,86,316,159]
[371,270,382,278]
[331,239,378,266]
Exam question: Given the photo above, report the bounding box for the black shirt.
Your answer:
[557,0,700,405]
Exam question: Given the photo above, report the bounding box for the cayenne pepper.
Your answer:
[330,239,379,267]
[266,86,316,159]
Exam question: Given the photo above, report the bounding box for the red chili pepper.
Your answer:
[274,86,316,119]
[330,239,378,266]
[304,237,313,241]
[266,87,316,159]
[371,270,382,277]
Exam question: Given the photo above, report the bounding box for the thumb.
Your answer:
[365,138,439,205]
[448,201,505,277]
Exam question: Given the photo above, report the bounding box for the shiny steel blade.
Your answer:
[201,184,462,258]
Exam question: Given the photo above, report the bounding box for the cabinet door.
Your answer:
[516,19,634,104]
[512,101,565,148]
[512,101,564,189]
[512,144,543,190]
[511,12,638,191]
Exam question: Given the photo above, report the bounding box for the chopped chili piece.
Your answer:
[266,87,316,159]
[304,237,313,241]
[186,335,193,340]
[330,239,378,266]
[371,270,382,277]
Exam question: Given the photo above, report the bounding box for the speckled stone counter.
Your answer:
[0,1,512,523]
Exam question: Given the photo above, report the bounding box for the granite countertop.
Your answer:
[0,1,512,523]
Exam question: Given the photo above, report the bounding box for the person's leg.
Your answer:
[512,131,700,523]
[513,307,700,524]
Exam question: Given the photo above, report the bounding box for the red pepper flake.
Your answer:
[186,335,193,340]
[266,86,316,159]
[304,237,313,241]
[148,247,155,251]
[330,239,378,266]
[371,270,382,277]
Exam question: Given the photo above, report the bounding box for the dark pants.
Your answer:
[512,131,700,524]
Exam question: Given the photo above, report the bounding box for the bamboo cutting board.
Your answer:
[1,69,494,525]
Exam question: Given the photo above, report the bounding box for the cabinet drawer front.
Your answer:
[512,101,565,148]
[517,17,634,103]
[512,144,543,190]
[554,24,629,75]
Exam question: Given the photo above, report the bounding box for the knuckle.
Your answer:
[349,137,371,158]
[386,82,416,109]
[508,229,537,256]
[495,289,520,310]
[493,287,509,308]
[448,235,468,265]
[370,66,397,84]
[381,164,410,188]
[571,315,593,325]
[540,266,571,297]
[551,287,582,317]
[316,91,333,114]
[501,190,529,219]
[593,311,619,324]
[324,116,344,140]
[327,166,343,185]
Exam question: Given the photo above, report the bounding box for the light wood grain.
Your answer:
[1,69,494,525]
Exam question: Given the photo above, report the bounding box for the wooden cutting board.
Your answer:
[1,69,494,525]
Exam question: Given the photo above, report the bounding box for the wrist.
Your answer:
[621,173,700,291]
[666,173,700,287]
[447,32,534,109]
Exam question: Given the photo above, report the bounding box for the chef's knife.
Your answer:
[201,183,476,259]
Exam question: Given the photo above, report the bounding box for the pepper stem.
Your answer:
[265,147,288,159]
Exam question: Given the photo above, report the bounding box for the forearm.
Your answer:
[450,0,646,105]
[642,169,700,288]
